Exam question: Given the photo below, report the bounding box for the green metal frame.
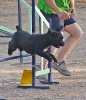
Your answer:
[0,26,15,35]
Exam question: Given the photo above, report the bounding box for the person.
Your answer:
[37,0,83,79]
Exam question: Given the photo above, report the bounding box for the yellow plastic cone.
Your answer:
[20,70,32,86]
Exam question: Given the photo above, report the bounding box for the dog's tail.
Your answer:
[16,25,22,31]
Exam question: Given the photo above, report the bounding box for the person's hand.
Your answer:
[57,11,71,20]
[69,8,76,18]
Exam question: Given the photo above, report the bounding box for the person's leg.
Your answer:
[38,11,83,77]
[49,19,83,76]
[43,17,83,76]
[57,23,83,63]
[40,10,64,69]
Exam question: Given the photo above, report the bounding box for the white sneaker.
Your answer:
[51,61,71,76]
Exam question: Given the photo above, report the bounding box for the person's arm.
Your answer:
[46,0,71,20]
[69,0,75,9]
[46,0,60,15]
[69,0,76,17]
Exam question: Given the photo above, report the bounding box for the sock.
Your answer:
[58,61,64,65]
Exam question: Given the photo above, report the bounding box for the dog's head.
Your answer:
[47,25,64,48]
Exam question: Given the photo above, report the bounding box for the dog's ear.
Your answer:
[16,25,22,31]
[55,25,63,32]
[47,29,51,34]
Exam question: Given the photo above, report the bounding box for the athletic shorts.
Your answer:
[40,10,76,31]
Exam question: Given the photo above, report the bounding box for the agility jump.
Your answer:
[0,0,60,89]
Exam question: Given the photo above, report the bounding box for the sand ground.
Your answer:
[0,1,86,100]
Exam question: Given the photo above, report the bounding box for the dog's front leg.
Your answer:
[36,51,53,62]
[48,53,57,63]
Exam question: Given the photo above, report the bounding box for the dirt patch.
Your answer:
[76,0,86,3]
[0,1,86,100]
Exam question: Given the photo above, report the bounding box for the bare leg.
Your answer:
[57,23,83,62]
[43,23,83,68]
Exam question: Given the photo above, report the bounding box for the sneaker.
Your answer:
[52,61,71,76]
[36,75,48,82]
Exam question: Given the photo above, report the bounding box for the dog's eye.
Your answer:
[60,36,63,40]
[58,36,63,41]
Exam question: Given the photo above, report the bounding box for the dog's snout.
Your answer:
[60,41,65,46]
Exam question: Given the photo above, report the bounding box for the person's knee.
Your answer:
[77,29,83,40]
[73,29,83,40]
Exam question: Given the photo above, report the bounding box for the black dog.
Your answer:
[8,25,64,63]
